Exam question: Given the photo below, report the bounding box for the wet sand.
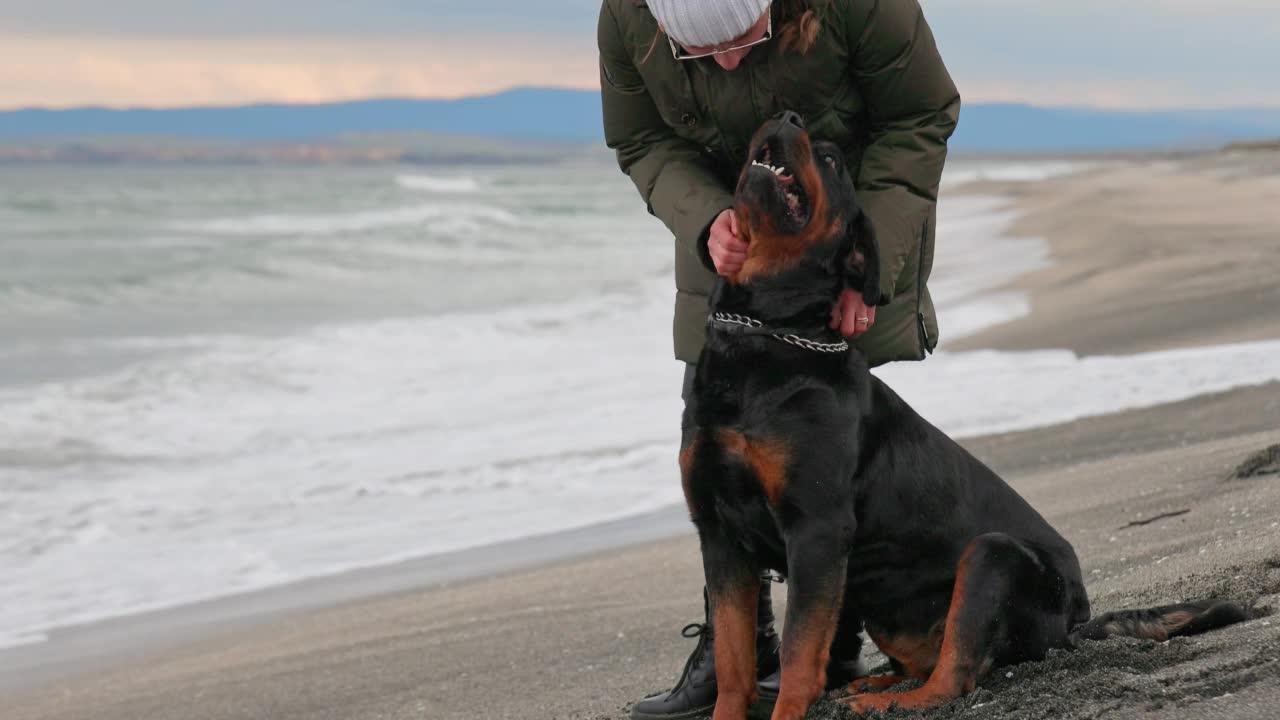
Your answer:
[5,149,1280,720]
[950,150,1280,356]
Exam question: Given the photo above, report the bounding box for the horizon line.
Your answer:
[4,86,1280,116]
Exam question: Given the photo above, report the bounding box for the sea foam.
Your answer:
[396,174,482,193]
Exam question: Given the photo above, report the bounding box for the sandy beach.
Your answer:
[950,150,1280,356]
[5,149,1280,720]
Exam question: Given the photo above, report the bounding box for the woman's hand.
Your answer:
[831,288,877,338]
[708,209,748,276]
[709,211,874,338]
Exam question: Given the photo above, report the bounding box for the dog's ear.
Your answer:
[846,210,882,307]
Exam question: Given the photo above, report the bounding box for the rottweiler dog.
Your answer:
[680,111,1248,720]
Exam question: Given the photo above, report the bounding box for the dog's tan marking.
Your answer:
[731,130,839,285]
[716,429,790,506]
[867,631,942,681]
[709,581,759,720]
[679,432,701,519]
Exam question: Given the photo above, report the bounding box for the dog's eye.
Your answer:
[822,154,838,169]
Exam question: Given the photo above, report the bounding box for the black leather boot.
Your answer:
[631,581,781,720]
[755,596,869,702]
[824,617,870,690]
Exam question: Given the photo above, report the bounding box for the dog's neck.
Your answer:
[712,259,844,331]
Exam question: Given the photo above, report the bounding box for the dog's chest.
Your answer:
[683,424,790,568]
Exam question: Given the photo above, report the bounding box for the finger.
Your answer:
[830,291,849,329]
[849,304,875,337]
[842,311,860,337]
[718,256,744,275]
[714,230,747,250]
[713,249,746,275]
[839,294,861,337]
[710,235,738,257]
[729,209,740,238]
[712,226,746,247]
[716,243,747,260]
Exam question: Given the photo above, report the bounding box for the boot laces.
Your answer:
[681,622,710,639]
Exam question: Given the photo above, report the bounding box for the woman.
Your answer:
[597,1,960,717]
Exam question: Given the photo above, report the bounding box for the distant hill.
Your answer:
[956,104,1280,152]
[0,89,603,143]
[4,88,1280,154]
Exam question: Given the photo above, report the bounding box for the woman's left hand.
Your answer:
[830,288,877,339]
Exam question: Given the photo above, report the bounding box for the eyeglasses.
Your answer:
[669,12,772,61]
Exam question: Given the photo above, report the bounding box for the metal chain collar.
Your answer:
[711,312,849,354]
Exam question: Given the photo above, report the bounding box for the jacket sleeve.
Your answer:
[598,0,731,271]
[848,0,961,303]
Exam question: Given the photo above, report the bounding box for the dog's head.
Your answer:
[731,111,880,306]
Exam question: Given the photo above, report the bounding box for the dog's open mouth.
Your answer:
[750,139,810,226]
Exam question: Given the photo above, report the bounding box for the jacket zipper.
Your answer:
[916,217,932,356]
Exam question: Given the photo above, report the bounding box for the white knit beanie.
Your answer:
[649,0,772,49]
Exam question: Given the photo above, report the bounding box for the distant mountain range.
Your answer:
[3,88,1279,155]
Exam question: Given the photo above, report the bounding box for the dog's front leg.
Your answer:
[772,530,849,720]
[700,532,761,720]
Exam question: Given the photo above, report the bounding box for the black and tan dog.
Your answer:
[680,111,1248,720]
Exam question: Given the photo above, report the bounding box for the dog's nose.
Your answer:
[775,111,805,130]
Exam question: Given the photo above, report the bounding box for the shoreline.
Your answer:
[0,161,1059,661]
[0,504,693,696]
[948,149,1280,355]
[7,149,1280,719]
[7,372,1279,700]
[8,381,1277,720]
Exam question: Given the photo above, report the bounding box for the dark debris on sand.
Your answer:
[1227,444,1280,480]
[805,558,1280,720]
[807,638,1231,720]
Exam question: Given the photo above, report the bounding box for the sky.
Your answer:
[1,0,1277,110]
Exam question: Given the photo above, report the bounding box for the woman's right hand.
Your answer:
[708,209,749,276]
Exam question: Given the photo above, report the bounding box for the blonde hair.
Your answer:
[776,0,827,54]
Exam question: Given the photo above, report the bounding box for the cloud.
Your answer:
[1,1,1278,109]
[924,0,1280,108]
[0,1,602,36]
[0,33,598,109]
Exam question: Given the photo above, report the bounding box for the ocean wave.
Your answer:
[878,341,1280,440]
[942,161,1098,188]
[8,294,1280,649]
[0,260,355,318]
[175,203,519,236]
[0,630,48,651]
[396,174,481,193]
[0,279,682,646]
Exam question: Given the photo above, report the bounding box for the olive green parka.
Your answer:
[598,0,960,366]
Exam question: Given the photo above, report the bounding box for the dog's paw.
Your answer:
[845,675,909,695]
[841,692,898,716]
